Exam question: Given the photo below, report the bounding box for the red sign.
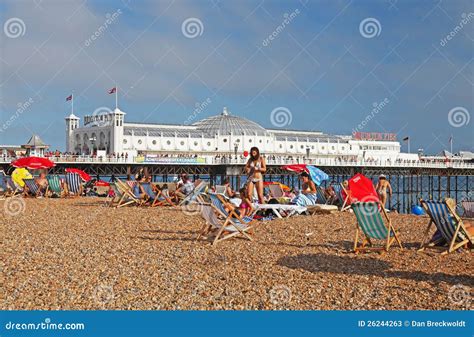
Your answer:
[353,132,396,141]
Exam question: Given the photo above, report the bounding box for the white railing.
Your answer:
[1,155,473,169]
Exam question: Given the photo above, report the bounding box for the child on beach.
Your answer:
[238,187,254,217]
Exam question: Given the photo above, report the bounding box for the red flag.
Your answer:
[108,87,116,94]
[66,94,73,101]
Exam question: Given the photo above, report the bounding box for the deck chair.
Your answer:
[315,186,328,204]
[115,179,144,207]
[419,199,474,254]
[179,181,207,206]
[23,178,42,197]
[140,182,159,206]
[126,180,136,190]
[461,201,474,218]
[4,176,22,196]
[338,183,351,211]
[65,173,83,196]
[351,201,402,253]
[215,185,227,196]
[152,184,176,207]
[196,204,253,245]
[46,175,63,197]
[0,171,10,198]
[209,193,256,231]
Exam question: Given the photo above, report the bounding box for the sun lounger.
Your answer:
[419,199,473,254]
[461,200,474,218]
[23,178,42,197]
[197,204,253,245]
[0,171,11,198]
[255,204,307,218]
[338,183,351,211]
[215,185,227,196]
[46,175,63,197]
[65,172,83,196]
[209,193,256,232]
[140,182,159,206]
[179,181,207,206]
[351,201,402,253]
[152,184,176,207]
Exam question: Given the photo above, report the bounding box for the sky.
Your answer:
[0,0,473,153]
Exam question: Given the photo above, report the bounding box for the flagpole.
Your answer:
[450,135,453,154]
[408,138,410,153]
[115,85,118,110]
[71,93,74,115]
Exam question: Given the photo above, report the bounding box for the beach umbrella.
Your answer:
[281,164,329,186]
[11,156,55,170]
[65,168,91,182]
[348,173,379,202]
[11,167,33,188]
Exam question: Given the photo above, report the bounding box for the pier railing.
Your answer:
[1,155,473,169]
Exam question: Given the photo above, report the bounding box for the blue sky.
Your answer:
[0,0,472,153]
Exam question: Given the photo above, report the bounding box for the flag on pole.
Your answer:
[66,94,73,101]
[449,136,453,143]
[108,87,116,94]
[403,136,409,142]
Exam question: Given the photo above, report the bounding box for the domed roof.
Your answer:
[193,107,268,136]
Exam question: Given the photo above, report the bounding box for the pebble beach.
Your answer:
[1,197,472,310]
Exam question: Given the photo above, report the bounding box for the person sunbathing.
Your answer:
[238,187,254,217]
[35,172,48,196]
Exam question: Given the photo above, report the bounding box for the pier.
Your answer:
[1,155,472,213]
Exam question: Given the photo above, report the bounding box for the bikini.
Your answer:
[249,160,263,183]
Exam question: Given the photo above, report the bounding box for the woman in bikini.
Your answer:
[245,147,266,204]
[375,174,392,209]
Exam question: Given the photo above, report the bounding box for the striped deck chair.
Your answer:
[65,173,82,196]
[46,175,63,197]
[197,204,253,245]
[215,185,227,196]
[338,183,351,211]
[461,201,474,218]
[126,180,136,190]
[0,171,10,198]
[351,201,402,253]
[23,178,42,197]
[179,181,207,206]
[140,182,159,206]
[209,193,256,237]
[4,176,21,196]
[115,179,143,207]
[315,186,328,204]
[420,199,473,254]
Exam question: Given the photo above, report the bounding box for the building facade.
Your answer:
[65,107,404,161]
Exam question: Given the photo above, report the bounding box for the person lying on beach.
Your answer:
[291,172,317,206]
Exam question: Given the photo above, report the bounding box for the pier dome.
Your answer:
[193,107,268,136]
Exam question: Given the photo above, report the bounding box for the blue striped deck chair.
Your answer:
[179,180,207,206]
[316,186,328,204]
[140,182,159,206]
[4,175,21,196]
[207,194,254,245]
[197,204,253,245]
[115,179,143,207]
[337,183,351,211]
[420,199,473,254]
[65,172,82,196]
[152,184,176,207]
[23,178,42,197]
[0,171,9,198]
[46,175,63,197]
[351,201,402,253]
[461,201,474,218]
